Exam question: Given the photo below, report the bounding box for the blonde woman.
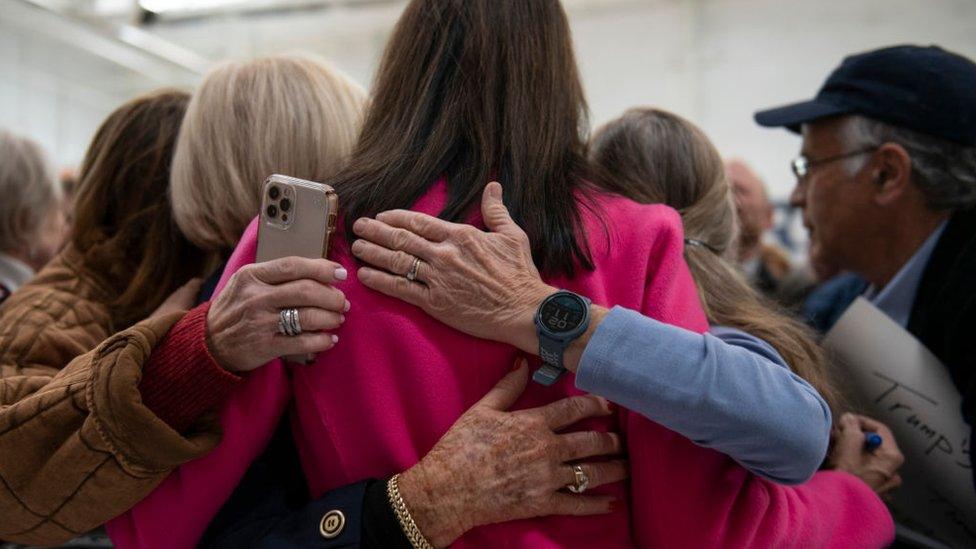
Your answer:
[171,55,365,254]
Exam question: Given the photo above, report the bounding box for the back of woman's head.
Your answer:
[591,107,842,414]
[171,54,366,253]
[72,89,206,326]
[336,0,592,277]
[0,130,61,261]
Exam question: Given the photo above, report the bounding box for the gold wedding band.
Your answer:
[567,464,589,494]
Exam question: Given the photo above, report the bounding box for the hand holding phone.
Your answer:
[257,174,339,363]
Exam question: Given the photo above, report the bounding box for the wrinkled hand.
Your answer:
[150,278,204,318]
[829,413,904,495]
[397,359,626,547]
[352,182,554,353]
[206,257,350,373]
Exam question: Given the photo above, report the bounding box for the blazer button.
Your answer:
[319,510,346,539]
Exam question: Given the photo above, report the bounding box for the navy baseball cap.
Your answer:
[754,45,976,146]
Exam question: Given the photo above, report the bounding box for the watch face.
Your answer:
[540,293,586,334]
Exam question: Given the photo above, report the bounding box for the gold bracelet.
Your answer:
[387,473,435,549]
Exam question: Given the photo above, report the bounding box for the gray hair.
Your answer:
[839,115,976,210]
[0,130,61,254]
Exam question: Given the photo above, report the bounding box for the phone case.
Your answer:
[256,174,337,263]
[256,174,338,364]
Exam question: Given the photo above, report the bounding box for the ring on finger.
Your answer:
[567,464,589,494]
[279,308,302,337]
[405,256,422,282]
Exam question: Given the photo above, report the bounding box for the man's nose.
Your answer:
[789,181,805,208]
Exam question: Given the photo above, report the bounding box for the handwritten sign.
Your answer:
[823,298,975,548]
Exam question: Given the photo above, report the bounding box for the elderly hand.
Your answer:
[397,359,626,547]
[828,413,904,495]
[206,257,350,373]
[352,182,555,354]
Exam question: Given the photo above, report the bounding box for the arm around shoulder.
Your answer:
[0,308,230,545]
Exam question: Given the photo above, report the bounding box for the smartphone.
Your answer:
[256,174,338,363]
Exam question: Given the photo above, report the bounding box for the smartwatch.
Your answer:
[532,290,592,386]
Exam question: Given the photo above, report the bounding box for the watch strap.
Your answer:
[533,332,567,386]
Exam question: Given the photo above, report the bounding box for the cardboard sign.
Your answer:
[823,298,975,547]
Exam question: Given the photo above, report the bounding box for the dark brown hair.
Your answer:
[592,108,843,415]
[72,89,210,328]
[335,0,592,276]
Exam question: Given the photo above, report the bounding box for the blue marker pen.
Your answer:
[864,432,883,452]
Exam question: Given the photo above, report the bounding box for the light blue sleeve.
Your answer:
[576,306,831,485]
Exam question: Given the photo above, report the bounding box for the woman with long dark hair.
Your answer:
[114,2,893,547]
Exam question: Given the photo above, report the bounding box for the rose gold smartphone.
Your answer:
[256,174,338,363]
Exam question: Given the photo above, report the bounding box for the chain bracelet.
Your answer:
[387,473,435,549]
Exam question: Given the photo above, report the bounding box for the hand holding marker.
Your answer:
[864,432,883,452]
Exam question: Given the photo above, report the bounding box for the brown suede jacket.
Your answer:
[0,247,231,545]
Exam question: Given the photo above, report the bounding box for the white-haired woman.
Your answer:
[0,129,64,301]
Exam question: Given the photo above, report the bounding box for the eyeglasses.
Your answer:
[790,147,878,179]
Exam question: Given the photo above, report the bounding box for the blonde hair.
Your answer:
[0,129,61,256]
[171,54,367,252]
[591,107,843,415]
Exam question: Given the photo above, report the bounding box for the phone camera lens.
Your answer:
[279,198,292,212]
[269,186,281,200]
[266,204,278,218]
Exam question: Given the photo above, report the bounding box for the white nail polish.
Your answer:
[335,268,348,281]
[332,334,339,344]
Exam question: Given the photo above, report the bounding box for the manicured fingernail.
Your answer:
[332,335,339,344]
[375,211,389,221]
[339,314,346,323]
[335,268,348,280]
[344,300,351,312]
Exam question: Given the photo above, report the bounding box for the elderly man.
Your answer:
[725,159,796,298]
[754,44,976,487]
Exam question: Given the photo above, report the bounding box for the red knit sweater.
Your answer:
[137,302,241,432]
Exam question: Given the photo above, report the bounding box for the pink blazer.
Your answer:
[109,181,893,548]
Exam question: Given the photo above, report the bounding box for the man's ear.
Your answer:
[870,143,913,206]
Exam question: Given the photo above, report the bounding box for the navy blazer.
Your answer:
[906,207,976,492]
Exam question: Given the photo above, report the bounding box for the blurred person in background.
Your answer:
[59,166,79,229]
[755,44,976,490]
[725,158,799,299]
[0,130,64,302]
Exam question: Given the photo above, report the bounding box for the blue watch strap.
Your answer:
[533,333,567,385]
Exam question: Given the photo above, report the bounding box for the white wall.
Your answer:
[3,0,976,203]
